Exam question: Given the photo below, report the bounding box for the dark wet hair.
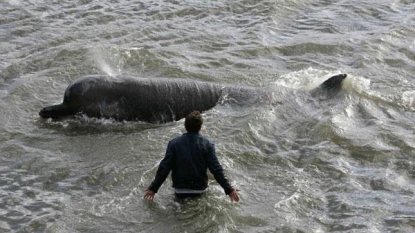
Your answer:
[185,111,203,133]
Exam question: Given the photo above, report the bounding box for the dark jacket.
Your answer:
[148,132,234,195]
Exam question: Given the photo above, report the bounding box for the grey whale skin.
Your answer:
[39,74,347,123]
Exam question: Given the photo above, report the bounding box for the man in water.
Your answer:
[144,111,239,202]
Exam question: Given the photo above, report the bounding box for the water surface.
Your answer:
[1,0,415,232]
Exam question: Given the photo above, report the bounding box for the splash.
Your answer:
[342,74,415,111]
[402,91,415,110]
[341,74,371,94]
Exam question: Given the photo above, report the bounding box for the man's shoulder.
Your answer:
[169,135,182,145]
[169,134,189,143]
[200,135,213,144]
[170,133,213,145]
[195,134,215,148]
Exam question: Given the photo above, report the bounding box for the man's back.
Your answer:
[169,132,214,190]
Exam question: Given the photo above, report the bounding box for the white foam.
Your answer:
[402,90,415,110]
[341,74,371,94]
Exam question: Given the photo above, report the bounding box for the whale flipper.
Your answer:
[311,74,347,98]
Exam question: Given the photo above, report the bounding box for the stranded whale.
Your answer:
[39,74,347,123]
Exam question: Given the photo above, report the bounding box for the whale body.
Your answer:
[39,74,347,123]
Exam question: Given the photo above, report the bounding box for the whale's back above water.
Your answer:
[39,74,347,123]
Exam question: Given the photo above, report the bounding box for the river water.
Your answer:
[1,0,415,232]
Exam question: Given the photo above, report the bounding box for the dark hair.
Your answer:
[185,111,203,133]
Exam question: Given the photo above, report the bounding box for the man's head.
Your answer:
[185,111,203,133]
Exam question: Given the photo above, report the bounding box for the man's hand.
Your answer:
[229,189,240,202]
[144,189,155,201]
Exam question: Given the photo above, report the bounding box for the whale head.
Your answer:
[39,104,73,119]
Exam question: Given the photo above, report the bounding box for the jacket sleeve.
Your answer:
[148,141,175,193]
[207,143,234,195]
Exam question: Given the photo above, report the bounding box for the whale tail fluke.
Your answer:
[311,74,347,98]
[39,104,73,119]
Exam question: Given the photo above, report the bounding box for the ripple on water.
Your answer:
[1,0,415,232]
[0,166,67,232]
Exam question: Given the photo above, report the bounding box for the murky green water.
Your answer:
[1,0,415,232]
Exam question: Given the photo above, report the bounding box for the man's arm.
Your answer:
[206,143,237,198]
[145,141,175,197]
